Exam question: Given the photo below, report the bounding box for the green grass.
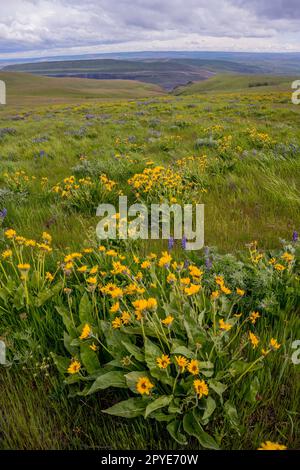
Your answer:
[0,72,299,450]
[0,71,164,107]
[174,73,296,95]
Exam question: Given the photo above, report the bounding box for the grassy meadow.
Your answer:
[0,72,299,450]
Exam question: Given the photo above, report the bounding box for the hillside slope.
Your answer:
[0,72,164,107]
[174,73,296,95]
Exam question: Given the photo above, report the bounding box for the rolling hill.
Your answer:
[173,73,297,95]
[0,72,165,107]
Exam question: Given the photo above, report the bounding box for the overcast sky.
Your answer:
[1,0,300,58]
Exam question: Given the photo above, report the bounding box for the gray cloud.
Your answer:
[0,0,299,57]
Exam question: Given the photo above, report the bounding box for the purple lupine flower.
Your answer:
[168,237,175,250]
[204,246,212,269]
[205,257,213,270]
[292,230,298,242]
[181,235,187,250]
[0,208,7,219]
[184,259,189,269]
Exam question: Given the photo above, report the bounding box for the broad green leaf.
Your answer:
[171,346,194,358]
[79,292,93,324]
[102,397,148,418]
[208,379,227,401]
[183,411,219,450]
[149,411,174,422]
[87,371,126,394]
[167,420,187,445]
[144,338,173,385]
[51,353,71,375]
[202,396,216,422]
[80,342,100,374]
[145,395,173,418]
[199,361,214,369]
[224,401,240,433]
[144,338,163,369]
[56,306,76,336]
[13,284,25,309]
[64,332,78,355]
[122,340,144,362]
[247,376,260,404]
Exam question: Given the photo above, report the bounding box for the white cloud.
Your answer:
[0,0,299,57]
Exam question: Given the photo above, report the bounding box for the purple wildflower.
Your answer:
[0,208,7,219]
[168,237,175,250]
[292,230,298,242]
[181,235,187,250]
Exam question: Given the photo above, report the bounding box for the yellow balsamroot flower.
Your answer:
[187,359,199,375]
[4,229,16,239]
[180,277,191,286]
[90,343,98,352]
[156,354,171,369]
[258,441,287,450]
[64,253,82,263]
[38,243,52,253]
[133,255,140,264]
[121,311,131,325]
[220,284,232,295]
[211,290,220,300]
[184,284,201,296]
[98,245,106,252]
[80,323,91,340]
[112,317,122,329]
[90,266,99,275]
[132,299,145,311]
[161,315,174,326]
[147,298,157,310]
[83,248,93,254]
[270,338,281,350]
[274,263,285,272]
[269,257,276,265]
[215,275,225,287]
[110,302,120,314]
[45,272,54,282]
[281,252,294,263]
[141,260,151,269]
[17,263,30,272]
[106,249,118,257]
[77,265,88,273]
[249,311,261,324]
[110,286,123,298]
[64,262,73,271]
[25,239,36,247]
[236,288,245,296]
[219,319,232,331]
[158,251,172,268]
[2,249,12,259]
[135,271,143,282]
[67,360,81,374]
[86,276,97,285]
[167,273,176,284]
[193,379,209,399]
[15,236,26,245]
[189,265,203,279]
[175,355,188,372]
[249,331,259,349]
[42,231,52,244]
[136,377,154,395]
